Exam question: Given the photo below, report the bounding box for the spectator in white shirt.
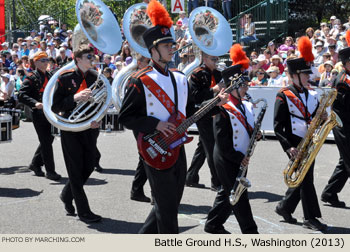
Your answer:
[46,42,58,59]
[266,66,284,87]
[313,40,327,67]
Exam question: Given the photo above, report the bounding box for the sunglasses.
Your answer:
[332,73,338,75]
[83,54,94,60]
[38,58,49,63]
[210,57,219,62]
[257,72,264,75]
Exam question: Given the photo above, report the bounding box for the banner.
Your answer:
[0,0,5,44]
[171,0,185,13]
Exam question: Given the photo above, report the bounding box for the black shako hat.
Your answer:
[221,64,250,86]
[338,47,350,63]
[286,58,313,75]
[143,25,175,51]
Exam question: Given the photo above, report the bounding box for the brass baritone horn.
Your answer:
[283,89,343,188]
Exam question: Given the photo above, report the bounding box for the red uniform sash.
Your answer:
[210,74,216,88]
[283,89,311,119]
[39,76,48,93]
[223,103,253,135]
[340,72,350,87]
[76,79,87,94]
[140,74,185,119]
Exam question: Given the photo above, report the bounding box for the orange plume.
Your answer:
[147,0,173,28]
[298,36,314,63]
[346,30,350,47]
[229,44,250,70]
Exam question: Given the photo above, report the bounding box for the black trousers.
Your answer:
[186,117,220,187]
[322,126,350,198]
[186,137,206,183]
[139,147,187,234]
[206,147,258,234]
[278,162,322,220]
[60,128,99,215]
[30,110,55,173]
[95,131,101,167]
[131,155,148,195]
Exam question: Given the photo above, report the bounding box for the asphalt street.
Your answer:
[0,121,349,234]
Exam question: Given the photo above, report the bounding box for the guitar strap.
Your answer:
[140,74,185,120]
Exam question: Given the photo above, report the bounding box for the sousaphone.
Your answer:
[182,7,233,78]
[42,0,122,132]
[111,3,176,110]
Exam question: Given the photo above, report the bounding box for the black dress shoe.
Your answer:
[46,172,62,181]
[185,181,205,188]
[130,193,151,203]
[303,218,327,231]
[78,212,102,223]
[59,194,75,216]
[210,185,221,192]
[321,195,346,208]
[204,226,231,234]
[275,205,297,224]
[28,164,45,177]
[95,164,103,172]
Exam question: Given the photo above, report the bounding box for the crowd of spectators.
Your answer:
[1,3,350,107]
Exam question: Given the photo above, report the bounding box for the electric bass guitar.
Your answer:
[137,76,243,170]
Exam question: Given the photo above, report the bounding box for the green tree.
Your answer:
[5,0,76,31]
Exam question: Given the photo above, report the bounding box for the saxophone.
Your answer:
[283,88,343,188]
[229,96,267,206]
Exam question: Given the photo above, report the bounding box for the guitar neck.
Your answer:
[177,81,238,134]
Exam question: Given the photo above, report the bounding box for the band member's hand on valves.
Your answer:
[216,88,229,106]
[74,88,92,102]
[241,156,250,167]
[90,120,100,129]
[156,121,176,137]
[35,102,43,110]
[287,147,299,159]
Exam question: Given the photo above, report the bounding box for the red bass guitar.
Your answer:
[137,76,242,170]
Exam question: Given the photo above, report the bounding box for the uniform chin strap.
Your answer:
[297,73,307,92]
[234,86,242,101]
[155,45,168,65]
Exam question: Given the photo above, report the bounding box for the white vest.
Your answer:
[225,100,255,155]
[285,90,318,138]
[143,68,188,121]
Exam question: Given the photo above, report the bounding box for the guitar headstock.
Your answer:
[224,74,244,94]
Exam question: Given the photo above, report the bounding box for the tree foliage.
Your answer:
[4,0,179,32]
[5,0,76,31]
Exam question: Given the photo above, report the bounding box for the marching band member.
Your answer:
[18,51,61,181]
[130,54,152,203]
[204,45,259,234]
[185,52,224,191]
[52,45,101,223]
[274,37,327,231]
[321,32,350,208]
[118,0,226,233]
